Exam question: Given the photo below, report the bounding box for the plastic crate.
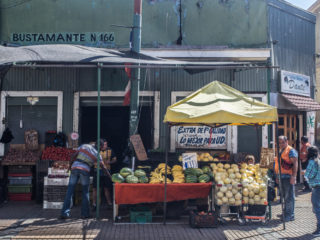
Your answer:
[8,176,32,185]
[8,185,32,193]
[43,201,64,209]
[130,207,152,223]
[8,173,32,177]
[8,166,32,174]
[244,204,267,216]
[8,193,32,201]
[189,211,219,228]
[44,177,69,186]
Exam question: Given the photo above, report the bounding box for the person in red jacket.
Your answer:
[300,136,311,192]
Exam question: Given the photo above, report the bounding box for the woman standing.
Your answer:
[305,146,320,236]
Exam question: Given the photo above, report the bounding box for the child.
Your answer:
[244,155,255,165]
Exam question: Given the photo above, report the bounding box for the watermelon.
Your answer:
[186,175,198,183]
[126,175,139,183]
[138,176,149,183]
[194,168,204,176]
[120,167,133,178]
[111,173,125,183]
[202,166,211,174]
[184,168,197,176]
[198,174,210,183]
[134,169,146,177]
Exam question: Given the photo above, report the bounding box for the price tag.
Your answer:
[182,152,198,170]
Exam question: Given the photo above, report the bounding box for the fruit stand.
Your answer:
[163,81,282,226]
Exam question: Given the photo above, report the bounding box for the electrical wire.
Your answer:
[0,0,33,10]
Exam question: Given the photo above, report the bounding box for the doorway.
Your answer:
[278,114,298,149]
[80,105,153,171]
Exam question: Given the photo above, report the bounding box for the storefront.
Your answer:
[274,70,320,147]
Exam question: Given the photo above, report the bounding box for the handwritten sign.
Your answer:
[130,134,148,161]
[182,152,198,170]
[24,130,39,150]
[176,126,227,149]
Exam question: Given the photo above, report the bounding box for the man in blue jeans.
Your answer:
[60,140,107,219]
[274,136,298,222]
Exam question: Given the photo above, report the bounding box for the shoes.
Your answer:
[312,229,320,236]
[302,188,311,192]
[81,215,91,219]
[284,217,295,222]
[277,214,294,221]
[59,215,70,220]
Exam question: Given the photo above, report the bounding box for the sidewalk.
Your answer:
[0,185,319,240]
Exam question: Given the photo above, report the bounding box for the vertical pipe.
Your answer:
[267,59,272,147]
[163,124,169,225]
[276,122,286,230]
[129,0,142,137]
[96,63,102,219]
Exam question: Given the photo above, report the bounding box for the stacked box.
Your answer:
[8,171,33,201]
[43,176,68,209]
[43,185,68,202]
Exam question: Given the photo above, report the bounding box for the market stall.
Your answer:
[163,81,283,227]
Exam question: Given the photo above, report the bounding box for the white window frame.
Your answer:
[73,91,160,149]
[0,91,63,156]
[170,92,268,153]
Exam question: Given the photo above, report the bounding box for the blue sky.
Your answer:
[285,0,317,10]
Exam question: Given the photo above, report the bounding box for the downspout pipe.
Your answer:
[96,62,102,219]
[129,0,142,136]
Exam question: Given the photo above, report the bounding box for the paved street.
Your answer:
[0,184,318,240]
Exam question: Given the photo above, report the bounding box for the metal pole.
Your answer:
[96,63,102,219]
[129,0,142,137]
[276,121,286,230]
[267,58,272,147]
[163,124,169,224]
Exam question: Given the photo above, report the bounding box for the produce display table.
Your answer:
[113,182,213,221]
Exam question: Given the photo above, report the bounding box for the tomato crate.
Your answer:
[189,210,219,228]
[8,193,32,201]
[130,207,152,223]
[8,185,32,193]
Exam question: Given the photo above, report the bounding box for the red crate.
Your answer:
[189,211,219,228]
[8,173,32,177]
[8,193,32,201]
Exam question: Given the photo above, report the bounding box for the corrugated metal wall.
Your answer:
[3,66,267,149]
[268,0,316,95]
[3,68,78,133]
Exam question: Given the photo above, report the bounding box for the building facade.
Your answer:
[0,0,318,161]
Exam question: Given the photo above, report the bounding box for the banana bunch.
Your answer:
[149,163,172,184]
[172,165,185,183]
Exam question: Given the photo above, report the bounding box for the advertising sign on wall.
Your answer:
[176,126,227,149]
[307,111,315,145]
[280,70,311,97]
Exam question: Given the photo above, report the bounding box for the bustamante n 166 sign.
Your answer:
[11,32,115,45]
